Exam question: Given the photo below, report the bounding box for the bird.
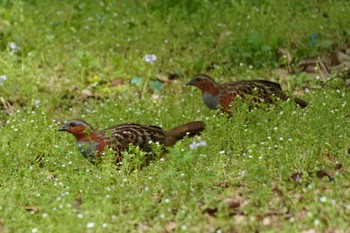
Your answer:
[58,119,205,163]
[187,74,308,114]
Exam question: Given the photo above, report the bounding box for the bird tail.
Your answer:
[165,121,206,146]
[293,97,308,108]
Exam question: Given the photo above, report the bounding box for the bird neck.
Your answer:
[200,81,219,96]
[74,131,99,142]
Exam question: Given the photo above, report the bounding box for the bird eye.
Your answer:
[69,122,76,127]
[195,77,201,82]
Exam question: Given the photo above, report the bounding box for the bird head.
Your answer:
[58,119,94,139]
[186,74,219,94]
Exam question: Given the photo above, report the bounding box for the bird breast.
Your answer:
[77,141,99,158]
[202,92,220,109]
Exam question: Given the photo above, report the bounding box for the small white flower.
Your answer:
[143,54,157,64]
[320,196,327,203]
[77,213,83,219]
[102,223,108,228]
[32,228,38,233]
[9,42,18,51]
[87,222,95,228]
[0,75,7,86]
[33,99,41,107]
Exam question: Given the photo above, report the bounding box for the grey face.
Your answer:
[202,92,220,109]
[58,119,93,132]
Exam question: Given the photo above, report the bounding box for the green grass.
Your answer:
[0,0,350,232]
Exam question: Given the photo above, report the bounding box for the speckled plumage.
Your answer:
[187,74,308,113]
[59,119,205,163]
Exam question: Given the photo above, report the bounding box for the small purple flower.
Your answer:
[143,54,157,64]
[190,140,207,150]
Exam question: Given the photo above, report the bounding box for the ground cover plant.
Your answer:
[0,0,349,232]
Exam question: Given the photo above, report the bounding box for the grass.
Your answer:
[0,0,350,232]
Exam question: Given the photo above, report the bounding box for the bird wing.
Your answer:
[100,123,165,153]
[220,80,288,103]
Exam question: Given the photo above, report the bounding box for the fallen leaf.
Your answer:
[203,207,218,216]
[224,198,241,209]
[302,229,319,233]
[298,57,330,80]
[0,219,5,233]
[326,228,342,233]
[110,79,125,87]
[262,216,271,226]
[137,223,150,232]
[81,89,98,98]
[293,193,304,202]
[272,68,289,79]
[316,170,334,181]
[168,73,180,80]
[319,152,338,165]
[0,97,14,115]
[271,182,283,196]
[278,48,294,73]
[214,181,231,188]
[156,74,180,84]
[334,163,342,170]
[337,51,350,62]
[290,172,303,183]
[234,214,246,223]
[295,209,308,220]
[329,54,341,67]
[70,85,79,92]
[197,201,218,216]
[163,220,177,233]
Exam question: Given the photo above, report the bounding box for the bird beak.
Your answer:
[186,79,194,86]
[58,125,69,132]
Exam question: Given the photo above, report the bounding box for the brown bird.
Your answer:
[58,119,205,163]
[187,74,308,114]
